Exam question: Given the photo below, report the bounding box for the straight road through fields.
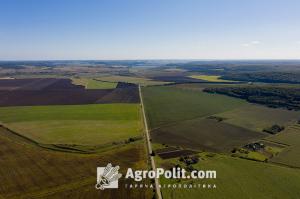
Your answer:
[139,85,162,199]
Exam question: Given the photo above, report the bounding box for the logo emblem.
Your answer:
[95,163,122,190]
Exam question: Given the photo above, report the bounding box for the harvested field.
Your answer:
[97,83,139,103]
[0,89,111,106]
[0,78,83,90]
[151,118,267,152]
[0,79,139,106]
[0,127,150,199]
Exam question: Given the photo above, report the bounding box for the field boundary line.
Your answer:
[149,104,251,132]
[268,160,300,170]
[0,125,90,153]
[156,149,182,155]
[0,124,142,156]
[261,138,291,147]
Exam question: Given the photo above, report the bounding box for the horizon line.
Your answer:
[1,58,300,62]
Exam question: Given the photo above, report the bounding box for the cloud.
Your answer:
[251,41,260,44]
[242,41,261,47]
[242,43,250,47]
[297,41,300,45]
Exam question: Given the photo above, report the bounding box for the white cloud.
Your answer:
[242,43,250,47]
[242,41,261,47]
[251,41,261,45]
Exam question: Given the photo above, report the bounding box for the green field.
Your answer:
[155,152,300,199]
[143,84,300,199]
[266,125,300,167]
[215,104,300,132]
[142,86,247,129]
[72,78,117,89]
[0,104,142,146]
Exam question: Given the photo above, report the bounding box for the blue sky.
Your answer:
[0,0,300,60]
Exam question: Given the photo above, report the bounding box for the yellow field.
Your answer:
[189,75,235,82]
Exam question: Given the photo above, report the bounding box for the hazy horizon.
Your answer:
[2,58,300,62]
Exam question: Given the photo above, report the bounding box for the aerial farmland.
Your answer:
[1,60,300,199]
